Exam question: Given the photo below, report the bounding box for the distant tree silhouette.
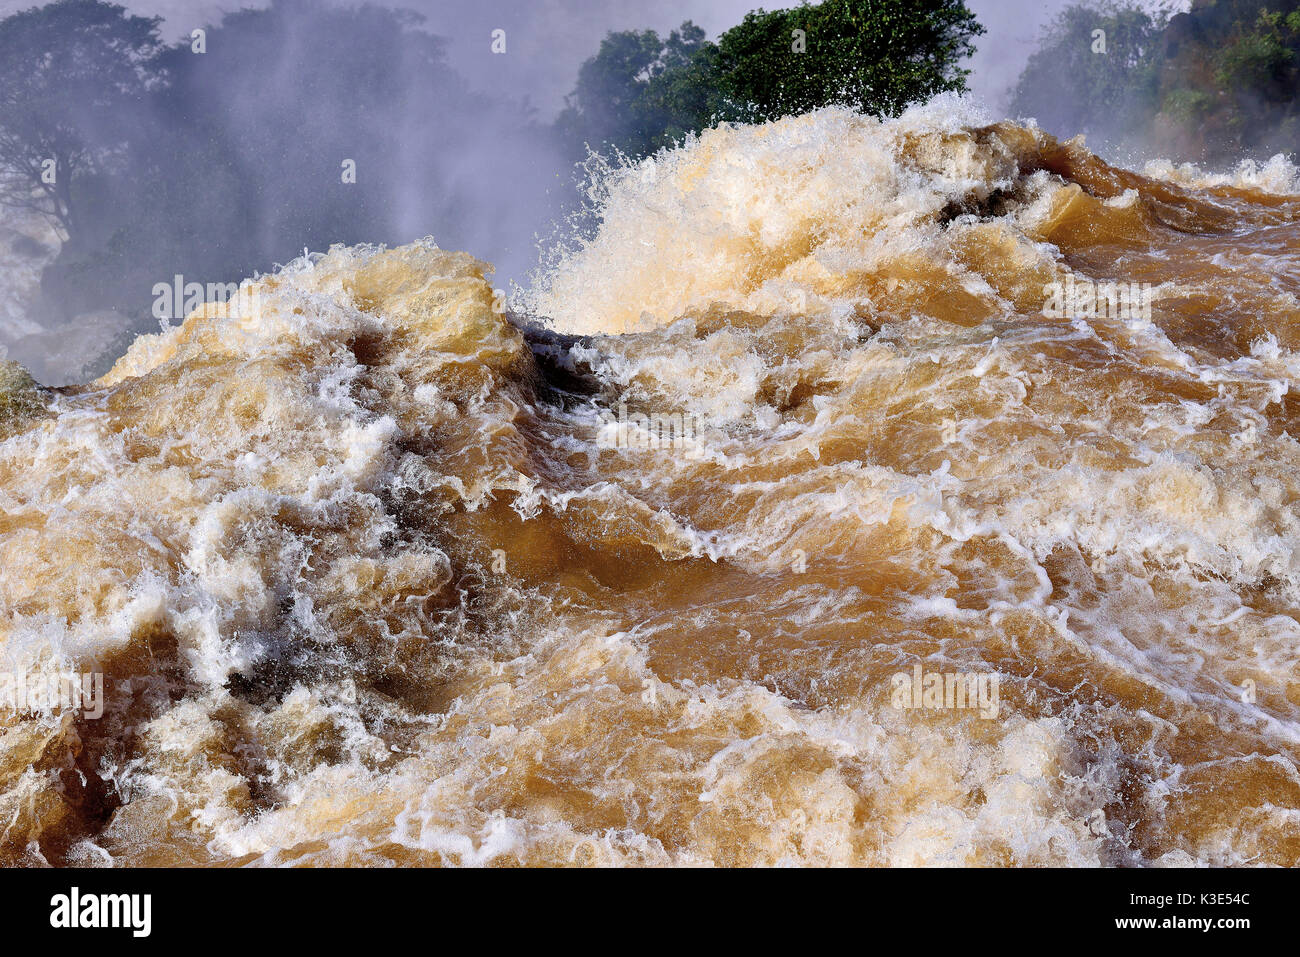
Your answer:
[557,21,720,160]
[0,0,162,241]
[1009,2,1161,155]
[14,0,556,334]
[1010,0,1300,161]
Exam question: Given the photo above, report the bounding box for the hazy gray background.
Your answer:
[0,0,1188,116]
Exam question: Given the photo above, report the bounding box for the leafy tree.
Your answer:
[559,0,984,162]
[1206,4,1300,151]
[716,0,983,122]
[1214,8,1300,101]
[0,0,162,241]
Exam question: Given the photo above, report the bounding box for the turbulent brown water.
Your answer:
[2,101,1300,866]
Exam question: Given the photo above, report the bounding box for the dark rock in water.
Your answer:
[510,313,602,399]
[0,359,49,437]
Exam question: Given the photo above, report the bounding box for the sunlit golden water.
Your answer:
[1,100,1299,866]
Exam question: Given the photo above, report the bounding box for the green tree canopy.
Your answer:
[717,0,983,122]
[559,0,983,161]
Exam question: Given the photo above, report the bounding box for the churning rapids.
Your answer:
[2,99,1300,866]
